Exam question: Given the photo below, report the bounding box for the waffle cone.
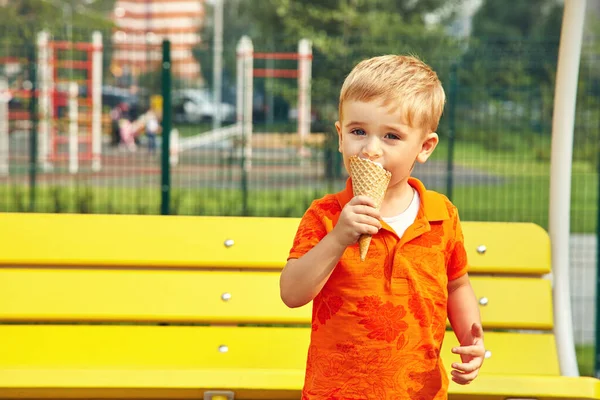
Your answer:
[349,156,392,261]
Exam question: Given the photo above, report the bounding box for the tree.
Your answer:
[209,0,463,122]
[460,0,562,93]
[0,0,115,48]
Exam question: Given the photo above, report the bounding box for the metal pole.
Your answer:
[91,31,103,172]
[212,0,224,132]
[37,31,52,172]
[446,62,457,201]
[160,40,172,216]
[596,145,600,378]
[549,0,586,377]
[298,39,312,157]
[236,36,253,215]
[242,36,253,171]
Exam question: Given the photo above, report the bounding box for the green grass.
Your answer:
[450,174,597,233]
[2,138,598,232]
[428,138,598,233]
[1,175,596,233]
[0,185,327,217]
[577,345,595,377]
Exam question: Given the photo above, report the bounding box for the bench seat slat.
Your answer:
[462,222,550,274]
[0,325,560,377]
[2,375,599,400]
[0,269,553,330]
[0,214,550,275]
[1,325,592,399]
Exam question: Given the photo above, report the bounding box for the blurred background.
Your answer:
[0,0,597,376]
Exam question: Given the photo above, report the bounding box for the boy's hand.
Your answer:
[331,195,381,248]
[450,323,485,385]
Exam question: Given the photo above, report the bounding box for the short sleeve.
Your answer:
[288,202,328,261]
[447,209,469,281]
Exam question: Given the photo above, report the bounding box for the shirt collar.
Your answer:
[334,177,449,222]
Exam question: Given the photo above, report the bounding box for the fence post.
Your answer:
[212,0,224,133]
[0,78,9,177]
[91,31,103,172]
[298,38,312,157]
[238,36,253,172]
[236,36,253,215]
[160,40,172,216]
[446,62,458,201]
[37,31,52,172]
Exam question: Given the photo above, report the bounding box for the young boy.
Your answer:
[280,55,485,399]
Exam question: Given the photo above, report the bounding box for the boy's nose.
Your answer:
[361,137,382,159]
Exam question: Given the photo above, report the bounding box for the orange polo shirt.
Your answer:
[288,177,468,400]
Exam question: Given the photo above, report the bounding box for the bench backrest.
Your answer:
[0,213,557,377]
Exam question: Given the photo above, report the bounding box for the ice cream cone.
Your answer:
[349,155,392,261]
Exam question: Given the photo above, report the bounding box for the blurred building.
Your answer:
[110,0,205,80]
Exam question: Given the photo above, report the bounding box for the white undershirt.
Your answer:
[381,189,420,238]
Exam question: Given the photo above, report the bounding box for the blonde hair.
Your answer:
[339,55,445,133]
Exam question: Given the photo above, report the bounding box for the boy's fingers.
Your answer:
[452,361,479,372]
[452,376,468,385]
[351,205,381,220]
[350,195,377,208]
[453,369,479,380]
[359,224,380,236]
[357,215,382,229]
[451,359,481,372]
[451,345,484,357]
[451,369,478,384]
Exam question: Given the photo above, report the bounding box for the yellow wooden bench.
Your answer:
[0,212,599,400]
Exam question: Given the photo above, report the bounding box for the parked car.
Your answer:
[173,89,235,124]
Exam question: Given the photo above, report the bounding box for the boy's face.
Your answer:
[335,100,438,189]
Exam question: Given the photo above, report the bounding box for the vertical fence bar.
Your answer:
[212,0,224,133]
[237,36,253,215]
[37,31,52,172]
[298,38,312,157]
[91,31,103,172]
[161,40,172,215]
[242,36,253,172]
[29,45,38,212]
[446,62,458,201]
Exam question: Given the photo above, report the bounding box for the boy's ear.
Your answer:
[335,121,343,153]
[416,132,439,163]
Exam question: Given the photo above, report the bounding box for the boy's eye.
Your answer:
[385,133,401,140]
[350,128,366,136]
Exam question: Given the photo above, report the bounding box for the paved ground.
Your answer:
[570,234,597,345]
[5,135,507,189]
